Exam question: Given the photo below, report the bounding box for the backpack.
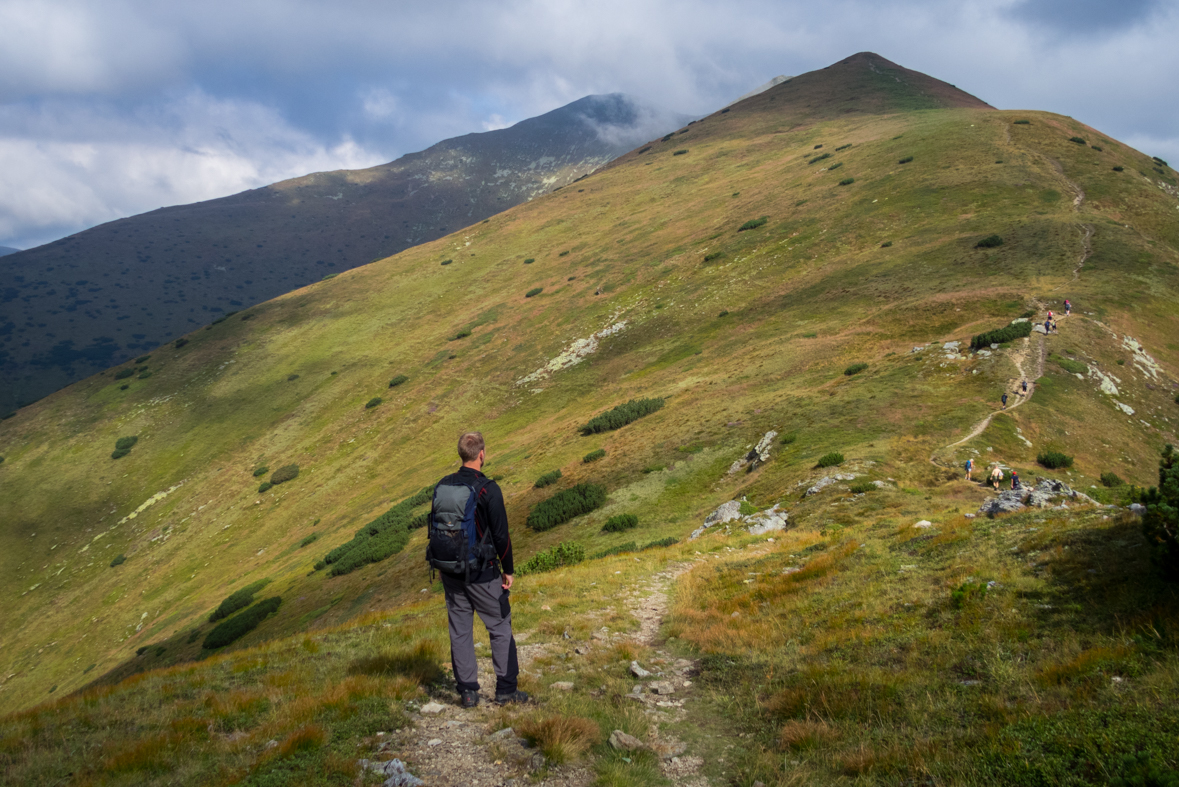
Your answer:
[425,476,495,581]
[965,460,972,471]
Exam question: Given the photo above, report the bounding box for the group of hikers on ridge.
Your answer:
[999,300,1070,410]
[964,457,1020,490]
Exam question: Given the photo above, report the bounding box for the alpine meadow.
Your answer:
[2,52,1179,786]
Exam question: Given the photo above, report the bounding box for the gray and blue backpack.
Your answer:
[426,476,495,581]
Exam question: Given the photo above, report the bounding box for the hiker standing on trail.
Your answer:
[990,466,1004,490]
[1047,310,1053,321]
[965,457,974,481]
[1011,470,1021,490]
[1002,392,1009,409]
[1064,299,1071,316]
[426,431,528,708]
[1021,380,1028,395]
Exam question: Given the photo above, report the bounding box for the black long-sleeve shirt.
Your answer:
[434,467,513,582]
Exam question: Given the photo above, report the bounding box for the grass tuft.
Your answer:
[516,714,600,763]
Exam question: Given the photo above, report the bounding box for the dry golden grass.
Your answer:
[516,713,601,764]
[778,719,837,751]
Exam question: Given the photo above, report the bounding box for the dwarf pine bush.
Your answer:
[110,448,130,460]
[849,481,876,494]
[174,338,188,348]
[365,397,383,409]
[583,448,606,463]
[592,542,637,559]
[1142,444,1179,580]
[517,542,585,576]
[580,398,665,435]
[114,369,134,380]
[210,579,272,622]
[271,464,299,484]
[322,485,433,576]
[808,153,831,165]
[976,235,1004,248]
[738,216,768,231]
[642,537,678,550]
[703,252,725,262]
[1069,136,1086,145]
[673,149,689,156]
[258,481,273,493]
[838,178,855,186]
[298,533,319,548]
[828,162,843,170]
[440,259,453,266]
[1014,119,1031,125]
[527,483,607,531]
[451,329,471,340]
[534,469,562,489]
[844,363,868,376]
[1101,472,1125,488]
[110,554,126,567]
[203,597,282,649]
[523,258,535,264]
[898,156,914,164]
[115,436,138,451]
[602,514,638,533]
[388,374,409,388]
[835,144,852,151]
[970,320,1033,350]
[1037,451,1074,469]
[881,241,893,247]
[253,466,269,477]
[816,452,845,468]
[525,288,543,298]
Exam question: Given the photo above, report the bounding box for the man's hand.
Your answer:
[502,574,514,590]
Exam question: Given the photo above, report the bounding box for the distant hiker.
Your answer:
[1044,319,1051,334]
[426,431,528,708]
[1050,320,1058,334]
[1047,310,1053,321]
[1021,380,1028,395]
[965,458,974,481]
[1064,299,1071,316]
[990,466,1003,490]
[1002,392,1008,409]
[1011,470,1021,490]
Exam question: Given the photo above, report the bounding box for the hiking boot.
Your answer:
[460,689,480,708]
[494,689,530,705]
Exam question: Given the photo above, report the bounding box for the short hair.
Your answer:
[458,432,484,463]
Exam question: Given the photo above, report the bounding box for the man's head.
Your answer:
[458,431,485,466]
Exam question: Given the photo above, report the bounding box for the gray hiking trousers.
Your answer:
[440,573,519,695]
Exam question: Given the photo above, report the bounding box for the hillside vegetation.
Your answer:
[1,52,1178,785]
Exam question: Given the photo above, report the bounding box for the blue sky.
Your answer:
[0,0,1175,250]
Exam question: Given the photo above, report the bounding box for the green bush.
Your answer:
[642,537,678,550]
[388,374,409,388]
[137,371,152,379]
[110,448,130,460]
[119,385,129,390]
[1101,472,1125,488]
[881,241,892,247]
[838,178,855,186]
[844,363,868,376]
[210,579,272,622]
[1037,451,1074,469]
[1155,157,1170,167]
[558,250,570,256]
[322,485,434,576]
[527,483,607,532]
[583,448,606,463]
[525,288,543,298]
[703,252,725,262]
[661,133,673,142]
[814,144,823,149]
[257,481,273,493]
[135,355,151,363]
[970,320,1033,350]
[174,338,188,349]
[1069,136,1086,144]
[114,369,134,380]
[298,533,319,548]
[643,465,666,474]
[673,149,689,156]
[1014,119,1031,125]
[849,481,875,494]
[976,234,1004,248]
[451,329,471,340]
[738,216,768,231]
[1053,354,1087,374]
[523,258,535,264]
[252,466,269,477]
[365,397,383,409]
[808,153,831,165]
[1092,145,1103,152]
[580,398,665,435]
[951,580,988,609]
[602,514,638,533]
[780,432,798,445]
[440,259,453,266]
[110,554,126,567]
[835,144,852,151]
[1141,444,1179,581]
[591,542,637,560]
[115,436,138,451]
[717,310,729,317]
[1113,166,1124,171]
[203,597,281,650]
[517,542,585,576]
[816,452,845,468]
[271,464,299,484]
[898,156,913,164]
[827,162,843,170]
[534,469,562,489]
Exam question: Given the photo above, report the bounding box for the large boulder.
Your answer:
[729,430,778,475]
[805,474,856,497]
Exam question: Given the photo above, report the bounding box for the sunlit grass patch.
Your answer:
[515,713,600,763]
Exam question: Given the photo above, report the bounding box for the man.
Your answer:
[990,465,1004,490]
[964,457,973,481]
[1001,392,1008,409]
[427,431,528,708]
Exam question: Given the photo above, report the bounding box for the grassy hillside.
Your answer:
[1,52,1178,785]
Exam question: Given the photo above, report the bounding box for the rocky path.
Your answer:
[370,562,705,786]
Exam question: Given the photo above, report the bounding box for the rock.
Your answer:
[650,741,688,759]
[591,629,609,641]
[1011,318,1029,325]
[1114,400,1135,415]
[943,341,960,351]
[575,646,589,655]
[427,738,443,747]
[705,501,742,526]
[358,758,424,787]
[419,701,446,715]
[745,504,788,535]
[488,727,515,741]
[1130,503,1146,515]
[913,520,933,529]
[805,473,856,497]
[608,730,646,752]
[873,479,888,488]
[630,661,652,678]
[529,752,546,772]
[1033,324,1047,334]
[978,490,1026,515]
[540,605,551,611]
[551,681,574,691]
[648,681,675,695]
[964,513,976,519]
[976,349,992,358]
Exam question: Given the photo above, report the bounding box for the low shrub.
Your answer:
[580,398,665,435]
[1037,451,1074,469]
[1101,472,1124,488]
[1142,444,1179,580]
[717,310,729,317]
[827,162,843,170]
[525,288,543,298]
[738,216,768,231]
[298,533,319,548]
[780,432,798,445]
[440,259,453,266]
[951,580,988,609]
[583,448,606,463]
[1155,157,1170,167]
[516,714,599,764]
[642,537,678,550]
[661,133,673,142]
[816,452,845,468]
[814,144,823,150]
[844,363,868,376]
[271,464,299,485]
[119,385,129,390]
[111,448,130,460]
[322,485,434,576]
[523,258,535,264]
[517,542,586,576]
[114,369,134,380]
[976,234,1004,248]
[534,469,562,489]
[602,514,638,533]
[135,355,151,363]
[1117,359,1126,365]
[1091,145,1103,152]
[808,153,831,164]
[110,554,126,567]
[970,320,1033,350]
[593,542,637,559]
[1014,119,1031,125]
[559,250,570,257]
[881,241,892,247]
[365,397,383,409]
[285,373,299,381]
[838,178,855,186]
[1113,166,1124,172]
[527,483,607,531]
[1069,136,1086,144]
[388,374,409,388]
[174,338,188,349]
[638,146,651,154]
[253,466,270,477]
[115,436,138,451]
[1053,354,1087,374]
[203,597,282,649]
[210,579,272,622]
[898,156,913,164]
[257,481,272,493]
[835,144,852,151]
[849,481,875,494]
[703,252,725,262]
[673,149,689,156]
[451,329,471,340]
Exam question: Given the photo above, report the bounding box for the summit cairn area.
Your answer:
[978,478,1101,516]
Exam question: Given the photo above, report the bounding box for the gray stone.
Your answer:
[943,341,960,351]
[913,520,933,529]
[551,681,575,691]
[804,473,856,497]
[630,661,652,678]
[728,430,778,475]
[488,727,516,741]
[575,646,589,655]
[427,738,443,747]
[1130,503,1146,515]
[978,490,1026,515]
[745,504,788,535]
[704,501,742,526]
[608,729,646,752]
[649,681,675,695]
[419,701,446,715]
[358,758,424,787]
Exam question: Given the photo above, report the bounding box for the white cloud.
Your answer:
[481,114,510,131]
